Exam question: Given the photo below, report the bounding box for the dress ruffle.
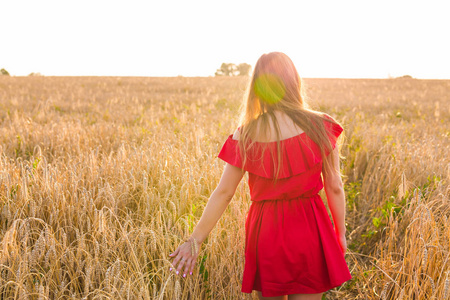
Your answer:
[217,118,343,179]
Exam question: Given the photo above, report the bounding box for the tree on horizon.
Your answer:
[215,63,251,76]
[1,68,10,76]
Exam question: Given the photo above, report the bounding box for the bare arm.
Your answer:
[191,163,244,243]
[169,162,245,276]
[322,147,347,237]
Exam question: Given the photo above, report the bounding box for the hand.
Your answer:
[336,233,348,255]
[169,237,201,277]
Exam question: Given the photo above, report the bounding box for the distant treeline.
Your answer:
[0,69,43,76]
[215,63,251,76]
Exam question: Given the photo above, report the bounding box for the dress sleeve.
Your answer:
[217,134,244,169]
[323,114,344,150]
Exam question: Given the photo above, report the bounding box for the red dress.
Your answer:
[217,116,352,297]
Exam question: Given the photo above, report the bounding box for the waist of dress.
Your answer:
[251,193,320,202]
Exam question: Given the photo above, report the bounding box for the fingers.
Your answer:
[170,254,196,277]
[190,259,195,275]
[171,256,181,273]
[169,248,179,257]
[176,258,185,275]
[171,252,187,274]
[183,258,193,276]
[169,243,198,277]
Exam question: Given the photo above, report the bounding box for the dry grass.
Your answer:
[0,76,449,299]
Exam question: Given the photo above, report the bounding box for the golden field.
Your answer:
[0,76,449,299]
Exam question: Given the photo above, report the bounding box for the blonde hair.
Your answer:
[237,52,341,180]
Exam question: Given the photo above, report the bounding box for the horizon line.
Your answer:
[3,75,450,80]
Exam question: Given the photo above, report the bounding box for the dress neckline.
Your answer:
[229,131,307,144]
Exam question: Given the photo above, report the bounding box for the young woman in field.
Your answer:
[169,52,352,299]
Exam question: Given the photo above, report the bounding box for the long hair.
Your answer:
[237,52,342,180]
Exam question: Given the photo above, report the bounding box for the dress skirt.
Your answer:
[241,194,352,297]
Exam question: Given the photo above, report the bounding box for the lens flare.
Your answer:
[254,73,286,104]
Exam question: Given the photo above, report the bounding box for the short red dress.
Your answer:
[217,116,352,297]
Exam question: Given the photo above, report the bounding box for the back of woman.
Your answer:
[169,52,352,300]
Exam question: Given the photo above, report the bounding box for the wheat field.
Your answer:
[0,76,449,299]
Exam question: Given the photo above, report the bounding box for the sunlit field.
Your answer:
[0,76,449,299]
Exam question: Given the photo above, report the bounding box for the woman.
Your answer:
[169,52,352,300]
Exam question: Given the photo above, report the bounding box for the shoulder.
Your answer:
[316,111,340,127]
[232,128,241,140]
[320,113,344,139]
[232,126,241,140]
[320,112,335,122]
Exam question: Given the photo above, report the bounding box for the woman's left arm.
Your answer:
[169,163,245,277]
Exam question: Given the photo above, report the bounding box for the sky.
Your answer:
[1,0,449,79]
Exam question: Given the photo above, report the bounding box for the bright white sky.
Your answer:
[1,0,449,78]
